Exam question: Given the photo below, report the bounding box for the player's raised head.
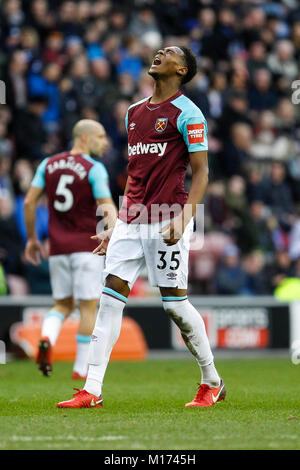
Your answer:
[149,46,197,85]
[72,119,108,157]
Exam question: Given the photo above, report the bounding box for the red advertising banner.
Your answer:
[171,307,270,349]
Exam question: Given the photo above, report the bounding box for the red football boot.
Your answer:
[56,389,103,408]
[36,337,53,377]
[71,371,87,380]
[185,379,226,407]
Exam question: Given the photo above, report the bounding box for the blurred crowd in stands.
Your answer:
[1,0,300,297]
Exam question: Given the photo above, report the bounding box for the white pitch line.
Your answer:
[10,435,126,442]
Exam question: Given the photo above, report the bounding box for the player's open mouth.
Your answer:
[152,56,161,66]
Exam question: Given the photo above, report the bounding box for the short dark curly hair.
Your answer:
[179,47,198,84]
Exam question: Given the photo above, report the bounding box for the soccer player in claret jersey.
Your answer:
[57,47,226,408]
[24,119,117,379]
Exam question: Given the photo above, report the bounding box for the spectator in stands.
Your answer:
[0,154,13,198]
[108,7,129,44]
[247,41,268,80]
[0,189,23,277]
[58,77,81,147]
[156,0,188,37]
[263,162,294,220]
[20,26,40,65]
[57,0,85,38]
[240,7,266,49]
[291,21,300,60]
[64,35,85,61]
[0,120,14,159]
[202,7,237,64]
[275,97,298,134]
[25,0,55,44]
[214,244,248,295]
[84,22,106,62]
[129,5,162,46]
[116,36,143,83]
[5,49,28,112]
[221,122,253,177]
[69,54,94,109]
[28,62,62,129]
[246,165,267,203]
[90,57,119,115]
[1,0,25,36]
[77,0,92,27]
[118,72,137,101]
[248,68,278,111]
[265,249,295,293]
[14,94,48,161]
[207,71,227,119]
[42,31,65,66]
[206,180,227,229]
[242,250,269,295]
[224,175,258,253]
[248,200,275,254]
[225,59,249,101]
[192,7,216,60]
[216,91,252,142]
[250,110,296,162]
[267,39,298,81]
[225,175,248,216]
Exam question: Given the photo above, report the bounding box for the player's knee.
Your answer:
[79,299,98,314]
[105,274,130,297]
[54,297,75,316]
[160,287,187,298]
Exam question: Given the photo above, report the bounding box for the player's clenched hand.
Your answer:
[159,216,186,246]
[25,238,44,266]
[91,228,113,255]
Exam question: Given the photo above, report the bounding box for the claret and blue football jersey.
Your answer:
[119,90,208,223]
[31,152,111,255]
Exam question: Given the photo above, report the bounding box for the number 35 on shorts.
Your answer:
[157,250,180,270]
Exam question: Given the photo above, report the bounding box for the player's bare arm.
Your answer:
[24,185,46,265]
[91,196,118,255]
[92,176,132,255]
[160,150,208,246]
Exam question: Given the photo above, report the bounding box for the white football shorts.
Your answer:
[103,218,194,289]
[49,252,105,300]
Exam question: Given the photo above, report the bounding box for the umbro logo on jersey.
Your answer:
[187,123,205,144]
[129,122,136,130]
[128,142,168,157]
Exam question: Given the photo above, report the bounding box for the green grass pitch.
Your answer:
[0,357,300,450]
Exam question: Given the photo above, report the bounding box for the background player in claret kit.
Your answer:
[57,46,225,409]
[24,119,117,379]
